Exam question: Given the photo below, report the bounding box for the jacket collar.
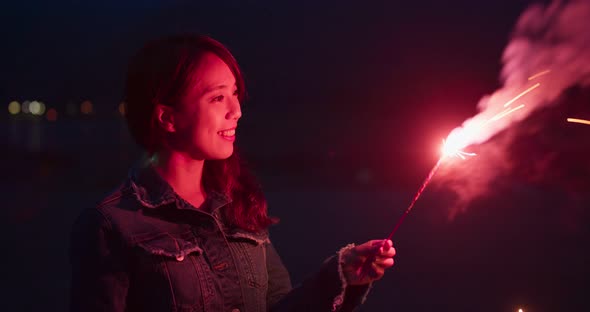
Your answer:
[128,162,232,213]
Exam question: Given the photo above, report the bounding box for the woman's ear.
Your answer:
[154,104,176,133]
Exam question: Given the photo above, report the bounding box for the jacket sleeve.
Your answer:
[69,208,130,312]
[267,242,372,312]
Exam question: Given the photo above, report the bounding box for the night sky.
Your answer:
[2,1,589,311]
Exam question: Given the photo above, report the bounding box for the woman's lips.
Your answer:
[218,128,236,141]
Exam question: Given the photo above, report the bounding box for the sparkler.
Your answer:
[359,82,544,279]
[384,141,475,240]
[359,141,477,279]
[360,143,473,279]
[382,82,540,241]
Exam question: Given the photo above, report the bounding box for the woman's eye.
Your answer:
[212,95,224,102]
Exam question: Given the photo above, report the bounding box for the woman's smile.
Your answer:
[218,127,236,141]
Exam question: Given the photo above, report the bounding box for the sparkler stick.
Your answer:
[359,156,446,280]
[385,156,445,240]
[360,151,467,279]
[383,141,476,240]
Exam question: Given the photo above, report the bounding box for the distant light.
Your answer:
[81,100,93,114]
[38,101,46,115]
[8,101,20,115]
[28,100,46,115]
[22,101,31,114]
[29,101,41,115]
[118,101,126,116]
[46,108,58,121]
[518,309,524,312]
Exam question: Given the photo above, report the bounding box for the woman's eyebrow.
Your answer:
[203,83,237,94]
[204,85,227,93]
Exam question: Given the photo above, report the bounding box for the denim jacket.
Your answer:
[69,165,372,312]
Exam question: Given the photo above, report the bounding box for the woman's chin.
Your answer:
[210,148,234,160]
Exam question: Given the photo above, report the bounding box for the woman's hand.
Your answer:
[340,239,396,285]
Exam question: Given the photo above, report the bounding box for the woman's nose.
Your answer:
[226,99,242,120]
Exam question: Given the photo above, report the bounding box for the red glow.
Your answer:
[81,100,93,114]
[46,108,58,121]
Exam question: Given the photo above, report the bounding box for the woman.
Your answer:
[69,34,395,312]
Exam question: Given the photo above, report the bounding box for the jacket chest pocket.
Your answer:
[132,231,215,310]
[227,232,269,289]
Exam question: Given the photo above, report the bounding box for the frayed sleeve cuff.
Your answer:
[331,244,373,312]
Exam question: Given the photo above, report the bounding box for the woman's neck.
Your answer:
[151,151,207,208]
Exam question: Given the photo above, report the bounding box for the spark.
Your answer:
[567,118,590,125]
[504,83,540,107]
[528,69,551,80]
[441,139,477,159]
[488,104,526,123]
[456,150,477,159]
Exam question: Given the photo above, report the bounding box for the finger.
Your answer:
[373,255,394,264]
[379,246,396,257]
[381,240,393,251]
[373,257,394,268]
[368,263,385,279]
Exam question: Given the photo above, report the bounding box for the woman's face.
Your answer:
[172,52,241,160]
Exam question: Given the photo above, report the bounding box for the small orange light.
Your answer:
[81,100,93,114]
[118,101,126,116]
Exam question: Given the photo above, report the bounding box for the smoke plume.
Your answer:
[435,0,590,218]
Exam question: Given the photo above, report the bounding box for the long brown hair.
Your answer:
[124,34,277,232]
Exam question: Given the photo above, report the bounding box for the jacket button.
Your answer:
[176,255,185,261]
[213,262,228,271]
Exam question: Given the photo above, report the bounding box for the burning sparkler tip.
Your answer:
[440,139,476,160]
